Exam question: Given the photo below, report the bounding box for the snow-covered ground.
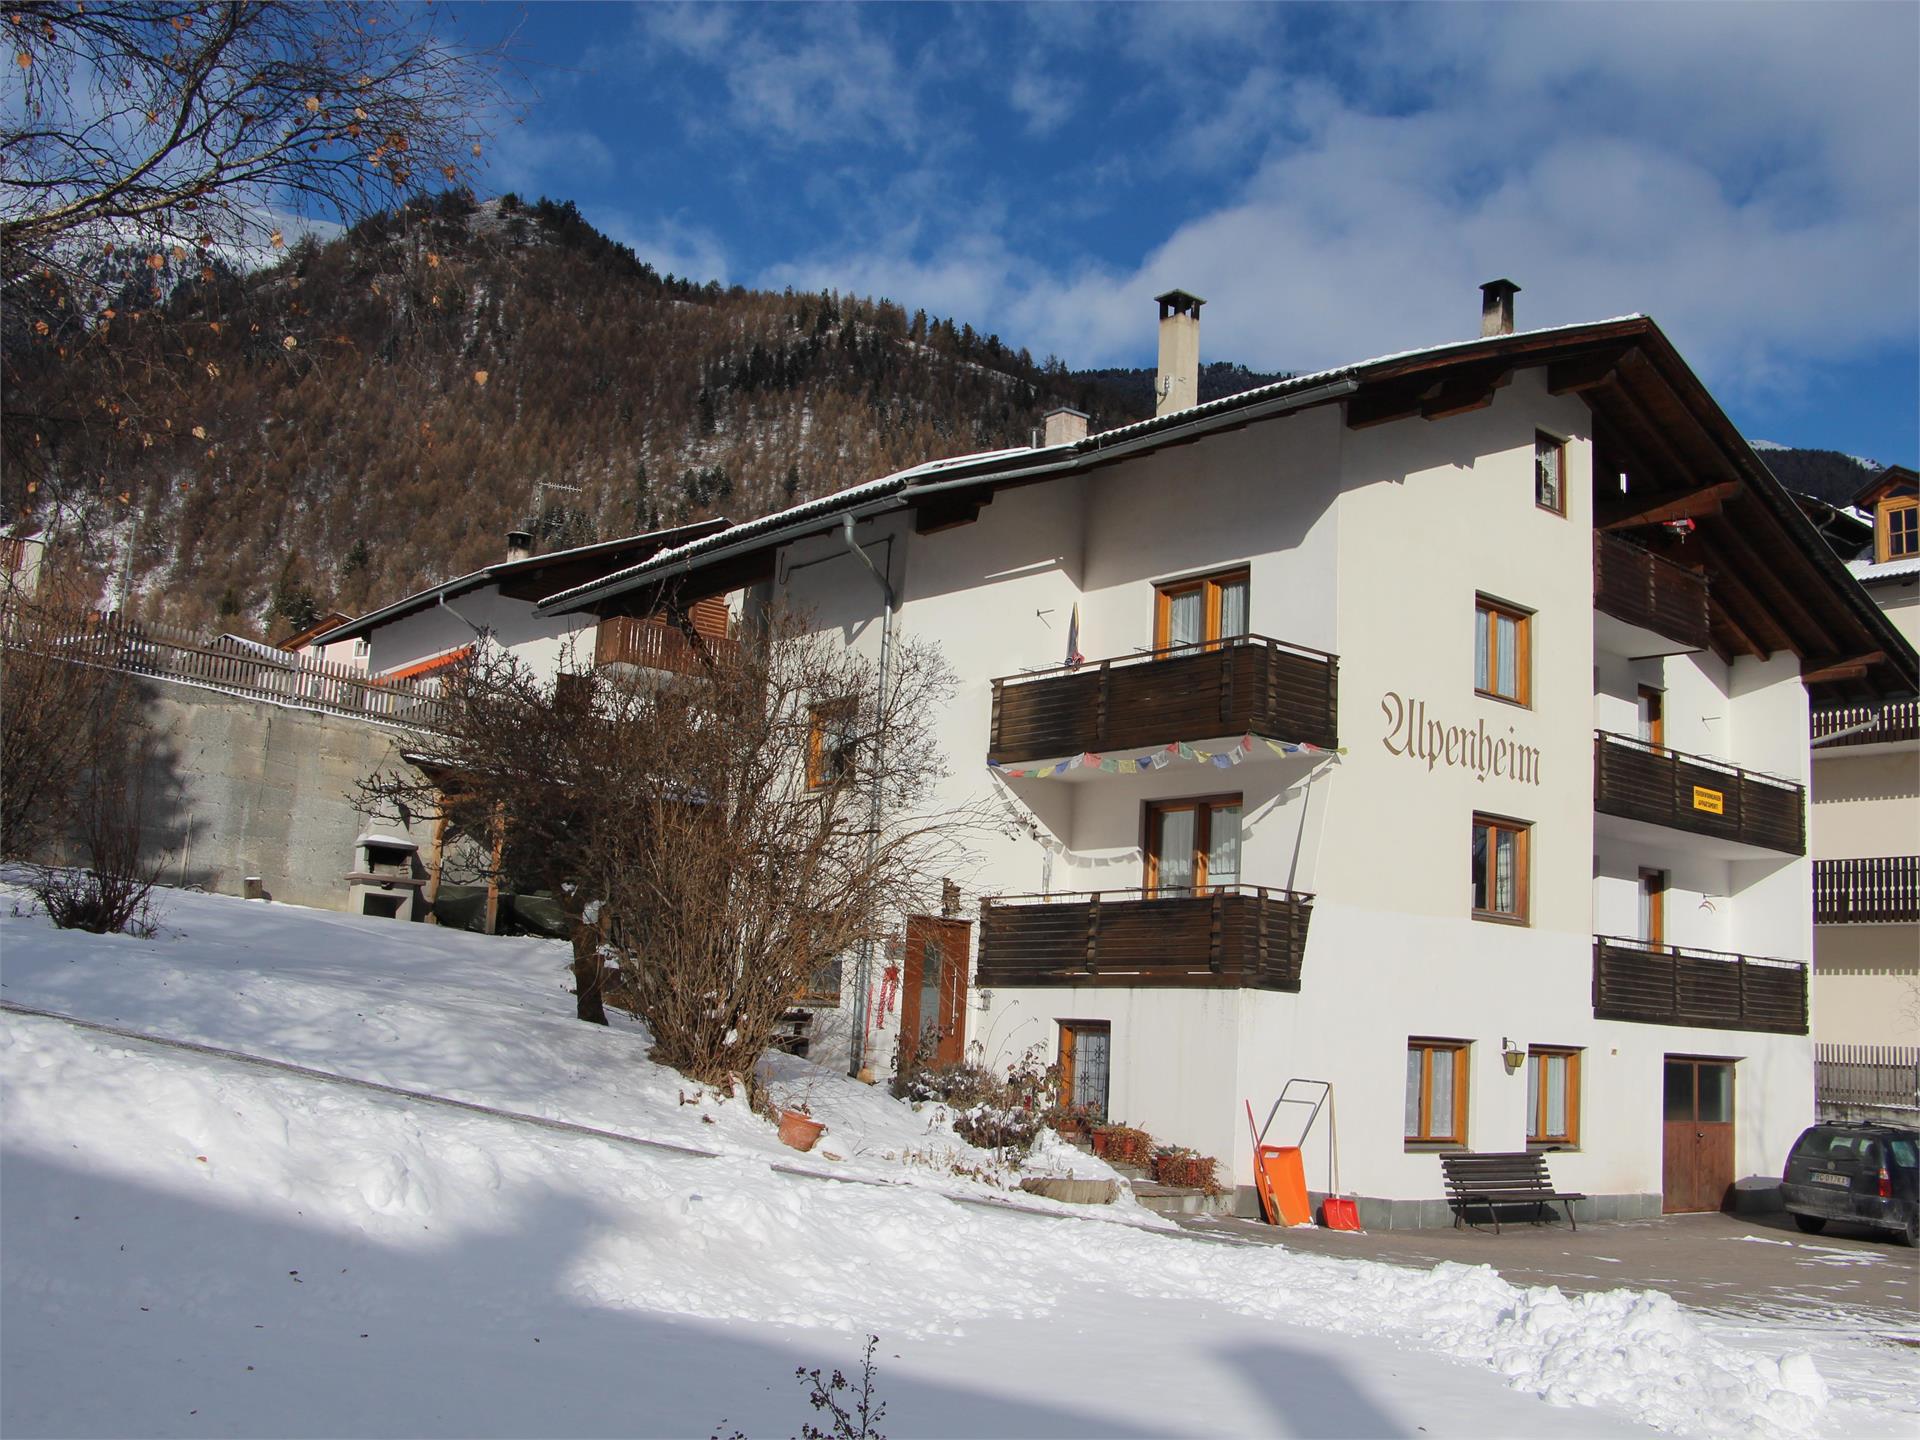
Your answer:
[2,885,1912,1437]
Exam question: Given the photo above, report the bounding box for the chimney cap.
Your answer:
[1044,405,1089,420]
[1480,278,1521,300]
[1155,288,1206,318]
[505,529,535,559]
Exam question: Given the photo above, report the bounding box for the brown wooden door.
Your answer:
[897,916,969,1075]
[1662,1057,1736,1212]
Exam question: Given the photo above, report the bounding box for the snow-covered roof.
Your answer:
[1850,555,1920,582]
[537,315,1650,616]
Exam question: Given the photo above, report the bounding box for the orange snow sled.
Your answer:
[1245,1081,1364,1231]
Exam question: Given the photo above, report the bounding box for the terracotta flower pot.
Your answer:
[778,1109,826,1152]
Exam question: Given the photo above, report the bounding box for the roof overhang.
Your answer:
[536,316,1915,701]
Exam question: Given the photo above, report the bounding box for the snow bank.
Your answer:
[0,887,1888,1438]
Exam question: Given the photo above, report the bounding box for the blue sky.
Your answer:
[454,2,1918,466]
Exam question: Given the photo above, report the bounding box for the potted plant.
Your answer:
[1091,1123,1153,1166]
[777,1104,826,1153]
[1150,1147,1222,1193]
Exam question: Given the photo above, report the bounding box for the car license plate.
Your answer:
[1811,1172,1850,1187]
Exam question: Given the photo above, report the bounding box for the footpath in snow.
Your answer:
[2,885,1910,1438]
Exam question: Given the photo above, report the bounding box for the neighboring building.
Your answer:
[1804,465,1920,1048]
[543,286,1915,1227]
[311,521,733,688]
[1,525,46,599]
[274,610,368,674]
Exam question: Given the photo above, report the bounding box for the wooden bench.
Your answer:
[1439,1151,1585,1234]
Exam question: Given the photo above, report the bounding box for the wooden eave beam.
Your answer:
[1799,652,1885,686]
[1702,569,1781,658]
[913,493,987,535]
[1589,366,1704,490]
[1705,509,1840,658]
[1548,349,1629,395]
[1344,382,1430,430]
[1420,364,1514,420]
[1613,352,1736,482]
[1600,481,1742,531]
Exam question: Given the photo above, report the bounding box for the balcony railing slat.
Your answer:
[1592,937,1807,1034]
[1814,855,1920,924]
[1593,532,1712,653]
[989,635,1338,764]
[1594,730,1804,855]
[1811,698,1919,747]
[979,886,1312,993]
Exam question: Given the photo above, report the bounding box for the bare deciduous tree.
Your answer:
[359,607,975,1093]
[2,1,512,282]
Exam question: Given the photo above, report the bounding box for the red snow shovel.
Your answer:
[1319,1087,1363,1232]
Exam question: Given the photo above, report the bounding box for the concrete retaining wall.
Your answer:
[134,678,434,911]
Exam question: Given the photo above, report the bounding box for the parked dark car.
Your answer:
[1781,1122,1918,1246]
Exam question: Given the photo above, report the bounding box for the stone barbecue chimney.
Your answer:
[505,529,535,562]
[1043,407,1089,446]
[1155,289,1204,417]
[1480,279,1520,337]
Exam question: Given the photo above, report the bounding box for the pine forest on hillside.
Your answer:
[5,189,1860,637]
[3,192,1204,634]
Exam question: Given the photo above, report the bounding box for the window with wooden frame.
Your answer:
[1474,595,1532,705]
[1058,1021,1111,1122]
[1154,568,1250,652]
[1144,795,1241,896]
[1878,495,1919,563]
[1534,432,1567,515]
[806,700,858,791]
[1526,1047,1581,1148]
[1636,685,1664,751]
[1405,1039,1469,1146]
[1471,813,1530,923]
[1638,868,1667,950]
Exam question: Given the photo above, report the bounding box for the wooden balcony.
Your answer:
[1815,856,1920,924]
[988,635,1338,766]
[1592,937,1807,1035]
[1594,731,1804,855]
[977,885,1312,992]
[1592,532,1711,656]
[594,616,736,676]
[1811,698,1919,748]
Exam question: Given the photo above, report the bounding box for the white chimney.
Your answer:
[505,529,534,562]
[1043,407,1089,446]
[1154,289,1204,417]
[1480,278,1520,337]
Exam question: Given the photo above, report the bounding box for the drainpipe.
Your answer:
[840,514,894,1079]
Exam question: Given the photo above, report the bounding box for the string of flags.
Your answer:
[989,733,1346,779]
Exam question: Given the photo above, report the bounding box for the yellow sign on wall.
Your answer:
[1692,786,1725,815]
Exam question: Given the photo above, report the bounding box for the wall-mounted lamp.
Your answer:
[1502,1037,1526,1074]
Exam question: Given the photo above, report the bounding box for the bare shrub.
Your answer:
[360,604,976,1091]
[33,763,162,936]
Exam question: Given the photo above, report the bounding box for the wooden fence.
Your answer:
[1815,1044,1920,1112]
[0,605,452,731]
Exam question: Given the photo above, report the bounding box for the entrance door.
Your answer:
[897,916,969,1076]
[1662,1057,1736,1212]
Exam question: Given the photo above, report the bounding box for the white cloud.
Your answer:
[599,211,731,286]
[485,124,615,199]
[1008,67,1078,138]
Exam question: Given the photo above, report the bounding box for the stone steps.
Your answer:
[1061,1133,1232,1216]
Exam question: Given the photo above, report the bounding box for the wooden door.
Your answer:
[1662,1057,1736,1212]
[897,916,969,1075]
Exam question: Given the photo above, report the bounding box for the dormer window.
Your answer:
[1853,465,1918,564]
[1879,493,1918,562]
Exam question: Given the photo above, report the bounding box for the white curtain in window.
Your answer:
[1536,443,1561,508]
[1217,579,1249,640]
[1475,607,1491,690]
[1429,1050,1455,1136]
[1493,827,1517,913]
[1206,805,1241,888]
[1526,1053,1542,1137]
[1156,809,1195,892]
[1166,589,1203,648]
[1404,1049,1423,1138]
[1545,1053,1568,1137]
[1495,612,1518,697]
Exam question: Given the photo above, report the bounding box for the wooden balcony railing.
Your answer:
[977,885,1312,992]
[1594,731,1804,855]
[594,615,737,676]
[1814,856,1920,924]
[1811,698,1919,748]
[988,634,1338,766]
[1593,531,1711,653]
[1592,937,1807,1035]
